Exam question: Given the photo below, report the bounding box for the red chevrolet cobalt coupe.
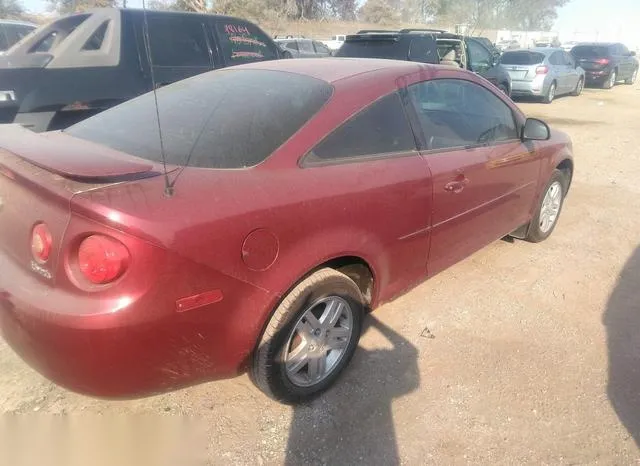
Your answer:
[0,59,573,403]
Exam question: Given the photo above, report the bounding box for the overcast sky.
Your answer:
[19,0,640,48]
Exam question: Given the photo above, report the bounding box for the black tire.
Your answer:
[571,77,584,96]
[543,82,556,104]
[251,268,364,403]
[625,67,638,85]
[525,169,568,243]
[603,69,617,89]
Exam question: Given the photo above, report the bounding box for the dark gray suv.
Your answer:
[336,29,512,96]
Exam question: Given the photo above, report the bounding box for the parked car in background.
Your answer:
[472,36,499,55]
[0,58,573,402]
[561,40,580,52]
[496,39,520,51]
[336,29,512,95]
[570,42,638,89]
[0,8,280,132]
[0,19,36,54]
[276,38,332,58]
[321,34,346,52]
[501,48,585,103]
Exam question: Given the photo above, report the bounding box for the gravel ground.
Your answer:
[1,81,640,465]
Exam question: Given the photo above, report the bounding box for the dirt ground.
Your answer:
[1,81,640,465]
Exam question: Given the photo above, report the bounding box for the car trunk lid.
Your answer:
[500,51,546,81]
[0,125,158,284]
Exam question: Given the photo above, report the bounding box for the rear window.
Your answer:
[571,45,609,58]
[500,51,545,65]
[337,39,407,59]
[66,70,333,169]
[215,20,279,65]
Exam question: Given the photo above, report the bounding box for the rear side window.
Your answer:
[147,16,210,67]
[82,21,109,51]
[214,20,278,65]
[307,93,416,162]
[500,51,545,65]
[67,70,333,169]
[548,52,562,66]
[284,41,298,50]
[571,45,608,58]
[314,41,330,54]
[299,40,314,53]
[408,37,438,63]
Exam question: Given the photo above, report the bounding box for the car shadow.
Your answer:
[284,315,419,465]
[604,246,640,447]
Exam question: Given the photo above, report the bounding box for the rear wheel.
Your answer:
[625,67,638,85]
[571,77,584,96]
[603,69,617,89]
[251,268,364,403]
[543,82,556,104]
[525,169,567,243]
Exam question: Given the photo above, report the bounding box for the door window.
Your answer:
[3,23,34,48]
[313,41,330,54]
[408,79,518,150]
[299,40,314,53]
[284,41,298,50]
[467,39,492,71]
[147,16,210,67]
[563,51,575,67]
[548,52,562,66]
[306,93,416,162]
[215,20,278,65]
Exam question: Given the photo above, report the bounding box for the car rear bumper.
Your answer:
[584,70,611,84]
[510,79,547,96]
[0,249,276,398]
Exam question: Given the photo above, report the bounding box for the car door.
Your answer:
[406,78,542,276]
[144,14,213,88]
[562,51,581,90]
[618,44,633,78]
[302,91,433,300]
[298,39,316,58]
[548,51,568,92]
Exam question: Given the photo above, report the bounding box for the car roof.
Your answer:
[575,42,615,47]
[238,57,426,83]
[504,48,560,55]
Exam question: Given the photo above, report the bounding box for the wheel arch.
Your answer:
[556,158,574,192]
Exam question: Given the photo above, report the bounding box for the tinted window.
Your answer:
[408,37,438,63]
[67,70,333,169]
[82,21,109,51]
[308,93,416,161]
[500,51,545,65]
[0,26,8,51]
[408,79,518,150]
[571,45,609,58]
[564,52,575,67]
[337,39,407,60]
[147,16,210,67]
[548,52,562,65]
[314,41,330,54]
[467,39,492,70]
[299,40,314,53]
[284,41,298,50]
[215,20,278,65]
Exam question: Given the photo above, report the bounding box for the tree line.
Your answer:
[1,0,569,32]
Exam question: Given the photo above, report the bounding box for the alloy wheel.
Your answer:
[539,181,562,233]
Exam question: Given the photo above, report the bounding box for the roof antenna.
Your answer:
[141,0,174,198]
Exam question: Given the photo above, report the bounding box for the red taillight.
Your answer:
[595,58,610,65]
[535,66,549,75]
[78,235,129,284]
[31,223,53,263]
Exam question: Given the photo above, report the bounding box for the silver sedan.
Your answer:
[500,48,585,103]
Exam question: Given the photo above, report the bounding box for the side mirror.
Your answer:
[522,118,550,141]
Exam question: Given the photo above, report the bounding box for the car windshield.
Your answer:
[500,51,545,65]
[571,45,609,58]
[66,69,333,169]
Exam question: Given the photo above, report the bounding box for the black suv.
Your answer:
[570,42,638,89]
[0,8,281,132]
[336,29,511,95]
